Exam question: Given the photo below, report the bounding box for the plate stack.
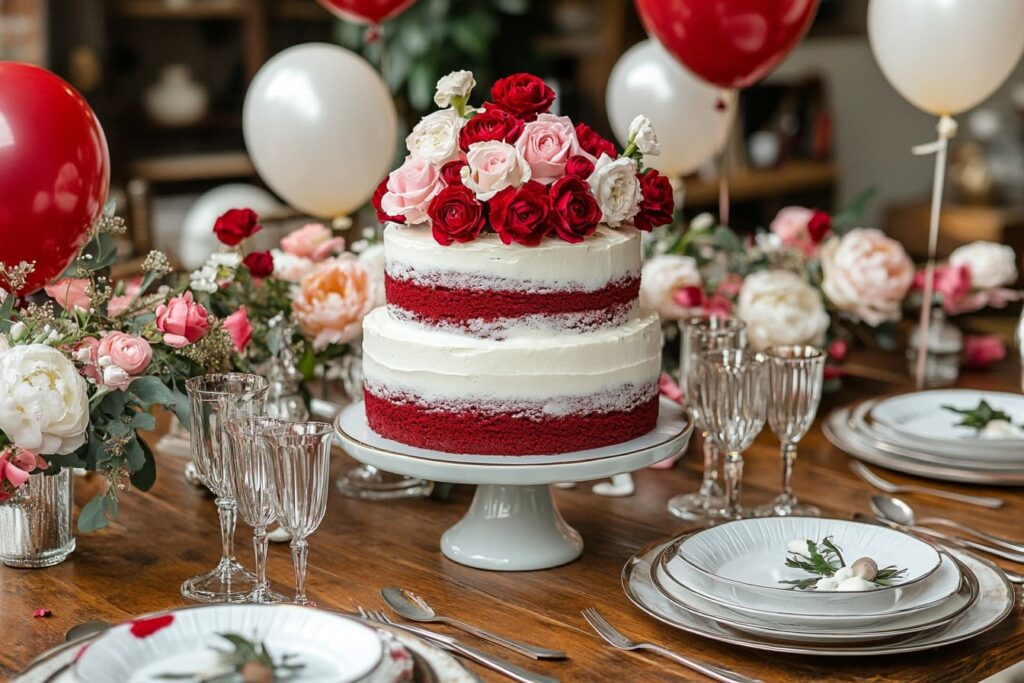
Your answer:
[624,518,1015,656]
[824,389,1024,485]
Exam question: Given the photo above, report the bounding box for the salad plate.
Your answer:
[74,605,385,683]
[870,390,1024,445]
[671,517,941,613]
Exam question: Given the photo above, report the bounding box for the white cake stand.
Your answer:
[334,399,692,571]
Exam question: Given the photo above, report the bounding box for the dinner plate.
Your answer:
[671,517,942,613]
[871,390,1024,445]
[823,408,1024,486]
[659,538,964,628]
[623,539,1015,656]
[74,605,385,683]
[653,548,976,643]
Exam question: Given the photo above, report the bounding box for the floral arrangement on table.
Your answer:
[371,70,675,246]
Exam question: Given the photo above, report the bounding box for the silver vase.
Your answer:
[0,469,75,568]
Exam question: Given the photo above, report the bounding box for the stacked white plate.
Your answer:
[624,517,1015,656]
[824,389,1024,485]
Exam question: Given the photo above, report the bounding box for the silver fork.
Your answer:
[359,607,558,683]
[581,608,762,683]
[849,461,1004,508]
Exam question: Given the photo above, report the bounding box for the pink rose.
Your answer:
[379,156,444,225]
[155,291,210,348]
[74,337,101,383]
[949,287,1023,315]
[514,114,587,185]
[964,334,1006,369]
[702,294,733,317]
[914,264,972,313]
[769,207,819,256]
[461,140,532,200]
[820,228,914,326]
[98,332,153,377]
[223,306,253,352]
[280,223,345,261]
[44,278,90,311]
[0,448,47,500]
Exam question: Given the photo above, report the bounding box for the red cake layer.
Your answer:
[384,274,640,328]
[363,389,659,455]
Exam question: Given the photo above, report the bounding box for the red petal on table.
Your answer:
[32,608,51,618]
[129,614,174,638]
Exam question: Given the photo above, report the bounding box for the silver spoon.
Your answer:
[865,504,1024,563]
[872,495,1024,554]
[381,587,567,660]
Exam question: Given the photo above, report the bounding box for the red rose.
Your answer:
[549,176,601,244]
[243,251,274,278]
[807,210,832,243]
[428,185,486,246]
[574,122,617,159]
[213,208,261,246]
[489,73,555,120]
[489,181,553,246]
[439,160,468,186]
[459,109,524,150]
[372,176,405,224]
[565,155,595,180]
[634,169,675,231]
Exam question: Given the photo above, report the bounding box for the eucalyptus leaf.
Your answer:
[130,439,157,491]
[78,494,111,532]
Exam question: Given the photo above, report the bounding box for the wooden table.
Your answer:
[2,357,1023,682]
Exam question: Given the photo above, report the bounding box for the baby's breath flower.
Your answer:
[0,260,35,293]
[142,250,172,277]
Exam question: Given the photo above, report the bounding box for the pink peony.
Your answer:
[44,278,90,311]
[379,156,444,225]
[963,334,1007,369]
[514,113,587,184]
[280,223,345,261]
[820,228,914,326]
[98,332,153,378]
[292,257,375,351]
[155,292,210,348]
[223,307,253,352]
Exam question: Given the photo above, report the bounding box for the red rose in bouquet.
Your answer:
[634,169,675,232]
[490,181,554,246]
[459,109,524,150]
[439,160,468,186]
[489,73,555,120]
[565,155,595,180]
[807,209,832,243]
[214,208,262,246]
[428,185,486,246]
[574,122,617,159]
[372,176,405,224]
[243,251,274,278]
[549,176,601,244]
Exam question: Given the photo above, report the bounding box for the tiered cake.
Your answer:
[362,225,661,455]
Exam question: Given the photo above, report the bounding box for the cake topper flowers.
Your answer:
[373,70,675,247]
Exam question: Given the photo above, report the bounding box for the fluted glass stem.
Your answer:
[216,496,238,570]
[780,442,797,500]
[724,450,744,519]
[291,538,311,606]
[697,434,721,497]
[252,527,270,601]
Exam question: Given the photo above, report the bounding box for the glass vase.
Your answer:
[0,469,75,568]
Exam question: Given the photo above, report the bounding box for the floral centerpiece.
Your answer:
[371,70,675,246]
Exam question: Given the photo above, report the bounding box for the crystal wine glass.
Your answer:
[182,373,268,603]
[667,316,747,521]
[755,345,825,517]
[225,416,289,603]
[698,349,768,520]
[265,421,333,607]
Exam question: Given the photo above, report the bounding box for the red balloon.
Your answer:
[635,0,819,89]
[0,63,109,295]
[316,0,416,25]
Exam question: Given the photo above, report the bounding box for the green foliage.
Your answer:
[832,187,878,236]
[943,400,1013,432]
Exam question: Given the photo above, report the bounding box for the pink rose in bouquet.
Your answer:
[45,278,90,311]
[769,207,831,255]
[515,114,587,184]
[964,334,1007,369]
[223,307,253,352]
[461,140,532,200]
[0,448,47,502]
[280,223,345,261]
[820,228,914,326]
[292,257,375,351]
[914,264,972,313]
[155,291,210,348]
[97,332,153,390]
[379,156,444,224]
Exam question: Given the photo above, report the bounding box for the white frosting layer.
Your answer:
[362,307,661,406]
[384,223,641,291]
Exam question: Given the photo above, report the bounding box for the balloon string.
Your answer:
[718,130,731,227]
[911,115,957,389]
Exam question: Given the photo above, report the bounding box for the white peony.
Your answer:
[406,108,465,166]
[628,115,661,156]
[434,70,475,108]
[588,154,642,227]
[640,255,703,320]
[0,343,89,455]
[461,140,532,201]
[736,270,830,351]
[949,241,1018,289]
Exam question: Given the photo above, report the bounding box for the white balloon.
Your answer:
[607,40,736,177]
[243,43,398,218]
[868,0,1024,116]
[178,184,286,269]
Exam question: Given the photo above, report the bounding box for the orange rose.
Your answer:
[292,256,375,351]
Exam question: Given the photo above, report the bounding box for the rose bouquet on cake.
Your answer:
[372,70,675,246]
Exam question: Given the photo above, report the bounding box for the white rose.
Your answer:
[736,270,829,351]
[640,254,702,320]
[406,108,465,165]
[588,154,642,227]
[0,343,89,455]
[358,243,387,309]
[819,228,914,326]
[461,140,532,201]
[629,115,661,156]
[949,241,1018,289]
[434,70,476,108]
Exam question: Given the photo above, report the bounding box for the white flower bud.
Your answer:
[690,213,715,231]
[97,354,113,368]
[628,115,661,156]
[434,70,476,108]
[9,321,26,342]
